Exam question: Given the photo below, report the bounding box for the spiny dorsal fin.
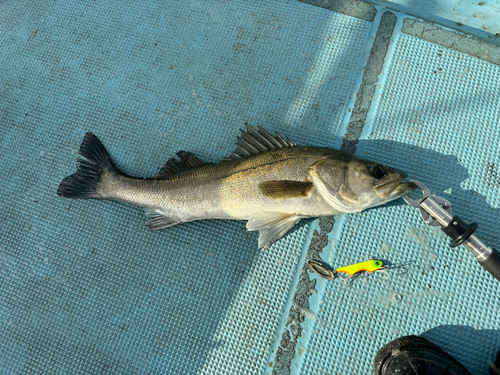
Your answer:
[156,151,209,178]
[227,125,297,161]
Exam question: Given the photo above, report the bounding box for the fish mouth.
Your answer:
[375,179,417,199]
[389,181,418,198]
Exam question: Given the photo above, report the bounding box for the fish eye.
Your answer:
[370,165,386,179]
[375,261,381,266]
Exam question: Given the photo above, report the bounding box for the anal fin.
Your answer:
[246,212,302,249]
[144,209,182,230]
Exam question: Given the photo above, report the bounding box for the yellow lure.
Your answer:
[336,259,384,276]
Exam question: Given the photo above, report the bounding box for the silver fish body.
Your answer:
[58,127,416,248]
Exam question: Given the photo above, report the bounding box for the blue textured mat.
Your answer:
[300,31,500,374]
[0,1,372,374]
[2,1,500,374]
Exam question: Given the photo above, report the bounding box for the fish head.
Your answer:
[309,155,416,213]
[345,157,417,206]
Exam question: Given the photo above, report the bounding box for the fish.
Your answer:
[57,126,416,249]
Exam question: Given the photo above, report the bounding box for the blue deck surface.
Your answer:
[1,1,499,374]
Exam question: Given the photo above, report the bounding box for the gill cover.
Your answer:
[308,157,363,213]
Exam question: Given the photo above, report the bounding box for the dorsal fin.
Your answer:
[226,125,297,161]
[156,151,209,178]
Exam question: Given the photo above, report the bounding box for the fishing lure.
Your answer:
[337,259,384,276]
[308,258,389,284]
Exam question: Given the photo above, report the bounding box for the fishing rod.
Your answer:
[403,180,500,282]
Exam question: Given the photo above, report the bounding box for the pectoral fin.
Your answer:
[259,180,313,200]
[247,212,302,249]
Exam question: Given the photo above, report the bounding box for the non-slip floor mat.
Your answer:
[300,31,500,375]
[0,1,372,374]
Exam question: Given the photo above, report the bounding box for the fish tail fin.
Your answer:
[57,132,118,199]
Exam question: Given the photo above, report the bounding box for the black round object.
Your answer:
[373,335,472,375]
